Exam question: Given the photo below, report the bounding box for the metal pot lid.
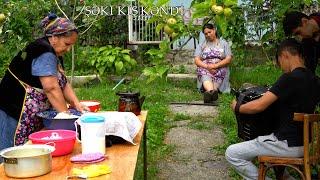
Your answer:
[116,91,140,97]
[0,145,55,158]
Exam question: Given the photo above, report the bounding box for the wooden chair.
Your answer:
[258,113,320,180]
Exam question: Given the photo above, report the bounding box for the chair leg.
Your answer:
[258,162,267,180]
[304,165,311,180]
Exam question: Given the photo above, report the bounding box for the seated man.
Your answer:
[225,38,320,180]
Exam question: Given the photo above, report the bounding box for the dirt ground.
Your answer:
[156,103,231,180]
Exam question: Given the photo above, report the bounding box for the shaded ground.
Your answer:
[156,104,230,180]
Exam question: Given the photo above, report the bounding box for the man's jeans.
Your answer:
[225,133,303,180]
[0,109,18,163]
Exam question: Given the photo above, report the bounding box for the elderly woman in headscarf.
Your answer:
[194,23,232,103]
[0,13,86,153]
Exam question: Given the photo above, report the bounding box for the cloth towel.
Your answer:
[70,152,106,164]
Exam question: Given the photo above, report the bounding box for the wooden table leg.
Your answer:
[143,120,147,180]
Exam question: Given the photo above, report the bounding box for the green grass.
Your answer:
[75,77,201,179]
[173,113,191,121]
[73,62,279,179]
[75,60,318,179]
[230,62,281,88]
[189,121,212,130]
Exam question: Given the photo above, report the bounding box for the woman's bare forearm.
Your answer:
[195,56,208,69]
[40,76,69,112]
[63,82,80,108]
[214,55,232,68]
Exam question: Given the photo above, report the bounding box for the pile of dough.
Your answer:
[54,112,79,119]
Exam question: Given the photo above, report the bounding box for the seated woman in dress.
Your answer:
[194,23,233,103]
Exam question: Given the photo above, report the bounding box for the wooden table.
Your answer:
[0,111,148,180]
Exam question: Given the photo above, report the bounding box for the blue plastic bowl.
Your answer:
[37,109,81,131]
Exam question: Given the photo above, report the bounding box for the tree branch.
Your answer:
[74,5,85,21]
[54,0,69,19]
[80,16,104,35]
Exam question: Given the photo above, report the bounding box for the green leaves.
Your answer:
[115,61,124,73]
[191,0,211,19]
[303,0,313,6]
[143,39,171,83]
[156,0,170,6]
[156,23,164,34]
[142,65,169,84]
[84,45,137,76]
[215,15,227,36]
[223,0,237,7]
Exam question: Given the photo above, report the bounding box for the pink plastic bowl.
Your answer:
[29,130,76,157]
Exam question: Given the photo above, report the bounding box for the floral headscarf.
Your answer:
[40,13,77,36]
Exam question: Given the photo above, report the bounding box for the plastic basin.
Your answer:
[29,130,76,157]
[36,109,81,131]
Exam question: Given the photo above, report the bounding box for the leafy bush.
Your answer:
[0,0,53,76]
[142,40,170,83]
[0,0,133,78]
[82,45,137,76]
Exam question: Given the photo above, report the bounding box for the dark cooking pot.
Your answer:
[116,91,145,115]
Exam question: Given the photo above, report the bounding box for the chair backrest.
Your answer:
[294,113,320,179]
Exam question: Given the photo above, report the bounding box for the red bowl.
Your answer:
[29,130,76,157]
[80,100,101,112]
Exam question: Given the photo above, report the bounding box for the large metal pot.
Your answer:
[0,144,55,178]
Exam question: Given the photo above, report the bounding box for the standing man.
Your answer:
[225,38,320,180]
[283,11,320,73]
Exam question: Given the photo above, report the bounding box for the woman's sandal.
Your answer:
[210,90,218,101]
[203,90,218,103]
[203,91,212,103]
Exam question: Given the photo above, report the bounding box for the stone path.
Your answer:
[156,103,230,180]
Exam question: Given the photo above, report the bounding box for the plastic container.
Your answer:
[76,115,105,154]
[80,100,101,112]
[36,109,81,131]
[43,118,78,131]
[29,130,76,157]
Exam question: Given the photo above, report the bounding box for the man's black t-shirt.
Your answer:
[269,67,320,147]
